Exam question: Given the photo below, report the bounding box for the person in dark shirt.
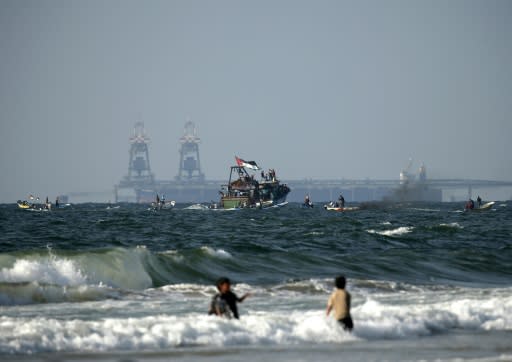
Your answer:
[338,194,345,208]
[209,277,250,319]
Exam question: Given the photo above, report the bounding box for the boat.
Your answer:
[324,206,360,212]
[17,200,31,209]
[301,195,314,208]
[18,195,52,211]
[150,200,176,211]
[465,201,495,212]
[323,201,360,212]
[219,157,290,209]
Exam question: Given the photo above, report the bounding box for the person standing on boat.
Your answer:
[55,197,60,208]
[338,194,345,208]
[465,199,475,210]
[477,196,482,208]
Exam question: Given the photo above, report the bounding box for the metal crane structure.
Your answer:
[175,121,204,182]
[399,158,414,185]
[115,122,155,202]
[418,163,427,182]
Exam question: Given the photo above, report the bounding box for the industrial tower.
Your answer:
[176,121,204,182]
[125,122,154,184]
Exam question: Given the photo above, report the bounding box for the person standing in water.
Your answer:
[326,275,353,331]
[209,277,250,319]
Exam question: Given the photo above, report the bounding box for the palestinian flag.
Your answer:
[235,156,261,170]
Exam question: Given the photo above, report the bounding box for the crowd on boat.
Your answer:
[260,169,277,182]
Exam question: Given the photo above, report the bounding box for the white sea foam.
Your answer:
[0,312,355,353]
[201,246,232,259]
[355,291,512,339]
[305,231,325,236]
[409,208,440,212]
[0,248,153,294]
[367,226,414,237]
[157,283,217,296]
[0,258,87,286]
[1,288,511,354]
[439,222,463,229]
[183,203,209,210]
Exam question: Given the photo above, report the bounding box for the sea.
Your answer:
[0,201,511,362]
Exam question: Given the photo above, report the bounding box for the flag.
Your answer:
[235,156,261,170]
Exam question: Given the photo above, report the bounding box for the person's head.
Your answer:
[335,275,346,289]
[216,277,231,293]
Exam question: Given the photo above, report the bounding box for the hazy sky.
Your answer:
[1,0,511,202]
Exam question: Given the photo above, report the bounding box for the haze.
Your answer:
[1,0,511,203]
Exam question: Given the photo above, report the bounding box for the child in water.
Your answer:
[209,277,250,319]
[326,275,354,331]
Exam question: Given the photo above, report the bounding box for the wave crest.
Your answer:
[367,226,414,237]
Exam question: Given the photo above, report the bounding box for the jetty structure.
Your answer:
[113,123,510,203]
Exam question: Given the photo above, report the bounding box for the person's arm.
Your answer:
[326,304,332,316]
[237,293,251,302]
[215,304,222,316]
[326,294,333,316]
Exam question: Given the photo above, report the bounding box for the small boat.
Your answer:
[466,201,495,212]
[18,195,52,211]
[324,206,360,212]
[324,202,360,212]
[17,200,31,209]
[150,200,176,211]
[219,157,290,209]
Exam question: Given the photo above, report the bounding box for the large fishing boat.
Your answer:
[219,157,290,209]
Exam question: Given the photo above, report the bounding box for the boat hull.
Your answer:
[467,201,495,212]
[324,206,360,212]
[17,202,30,209]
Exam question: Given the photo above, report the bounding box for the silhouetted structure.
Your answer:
[176,121,204,182]
[115,122,155,202]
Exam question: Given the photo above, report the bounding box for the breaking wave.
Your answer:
[1,279,511,354]
[0,246,235,305]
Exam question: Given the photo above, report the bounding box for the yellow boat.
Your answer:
[17,200,31,209]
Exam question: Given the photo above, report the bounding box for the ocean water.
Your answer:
[0,202,511,361]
